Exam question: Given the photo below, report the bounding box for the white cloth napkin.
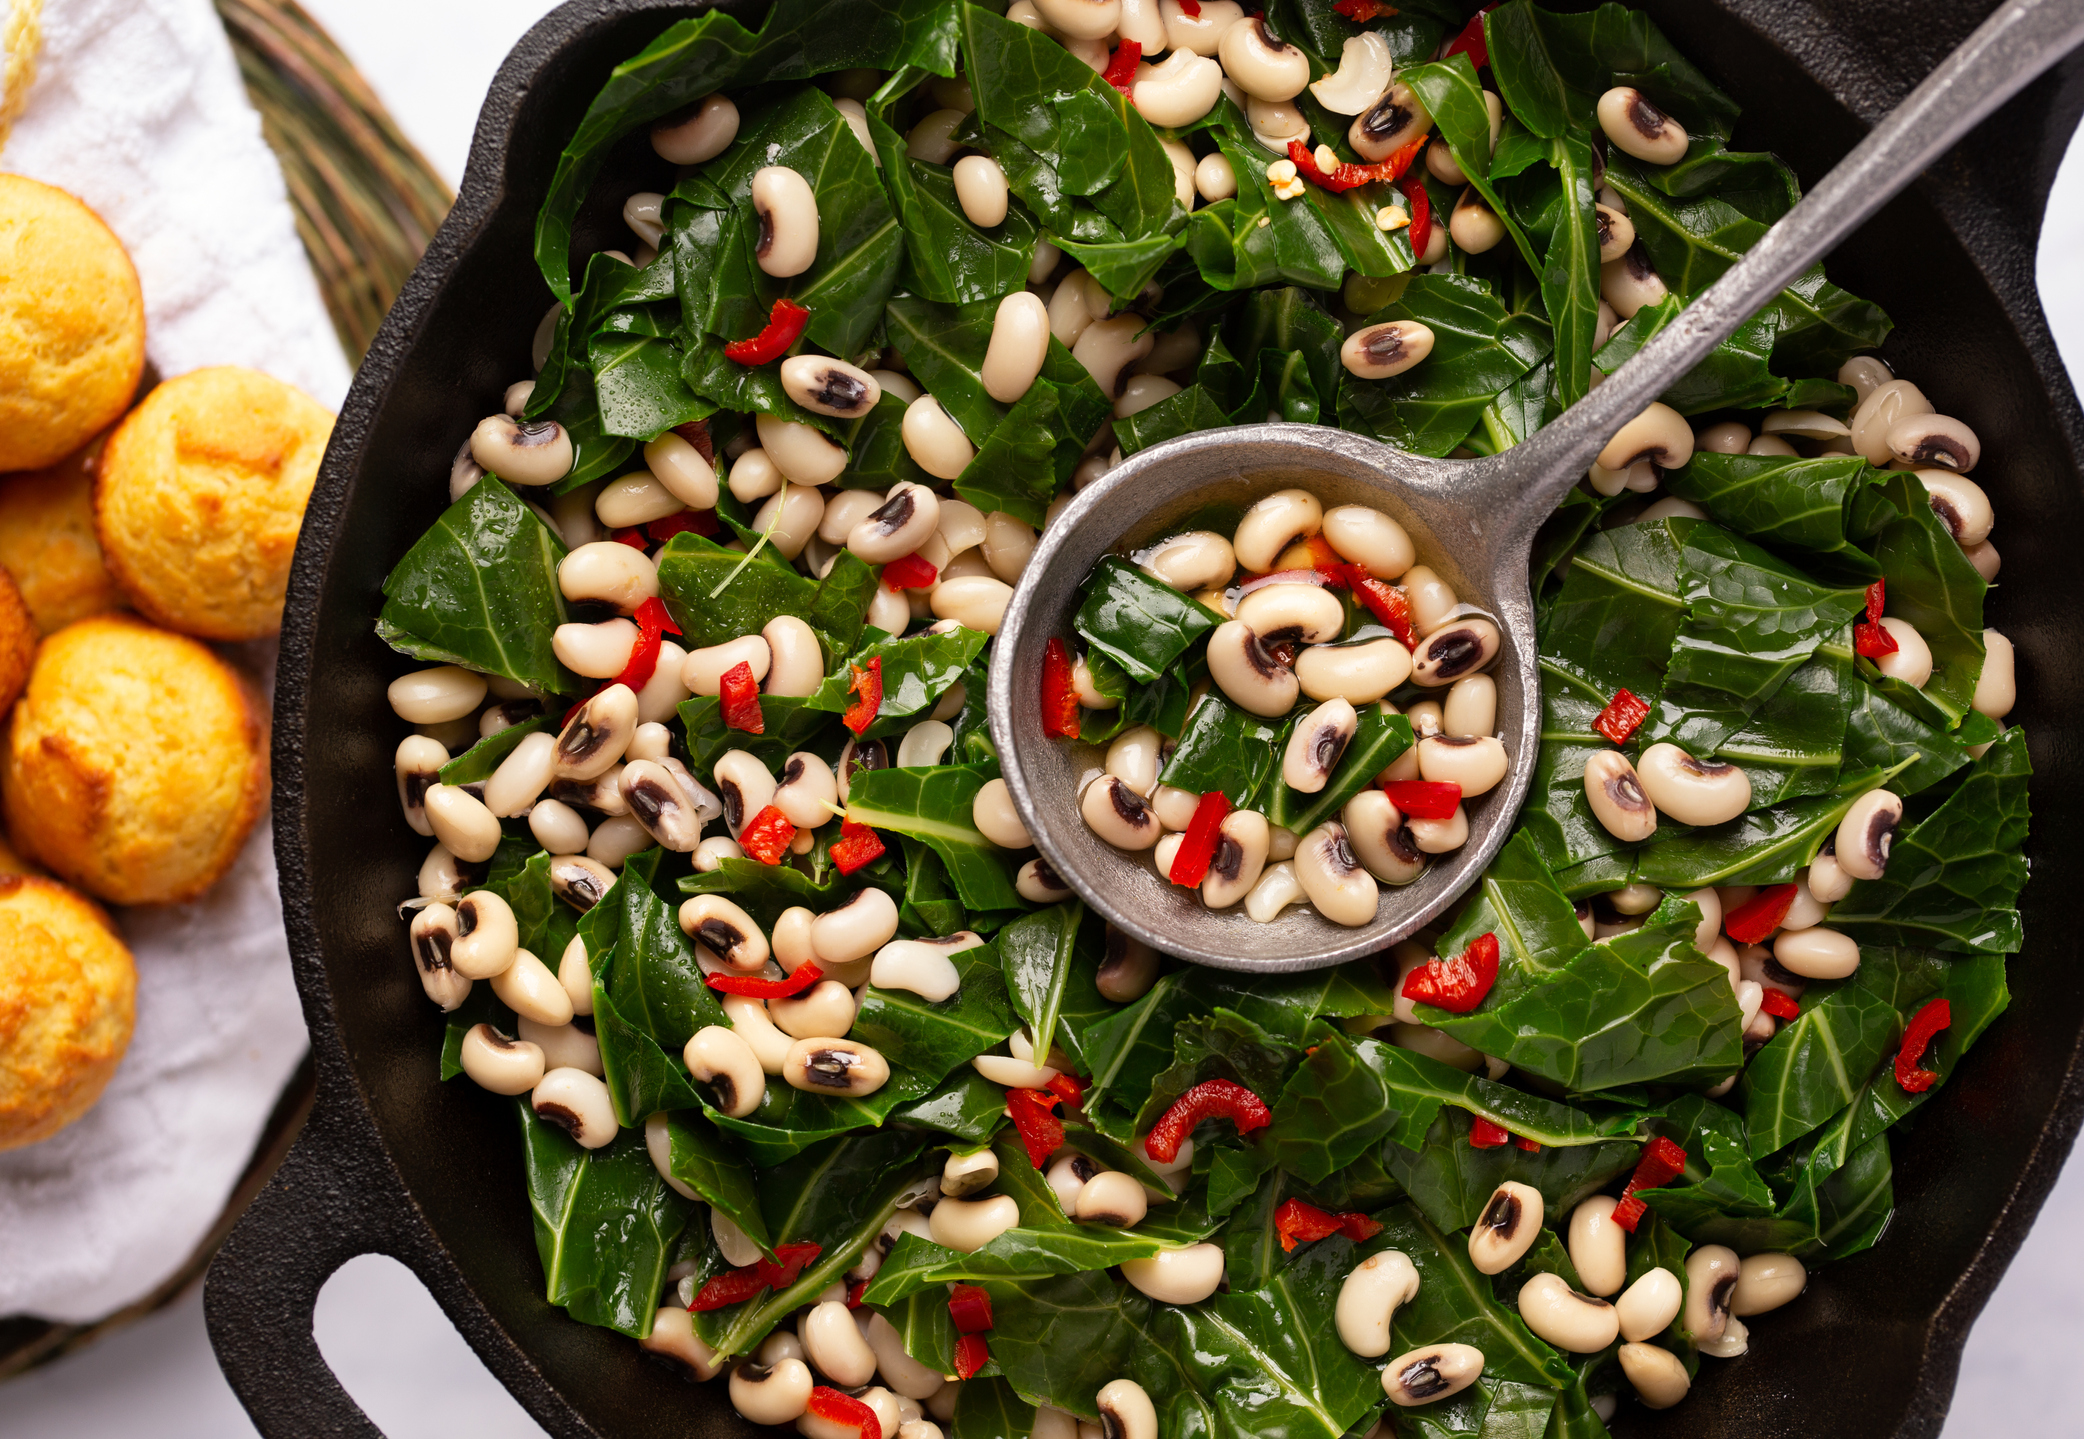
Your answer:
[0,0,352,1322]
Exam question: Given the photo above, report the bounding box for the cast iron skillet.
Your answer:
[203,2,2084,1434]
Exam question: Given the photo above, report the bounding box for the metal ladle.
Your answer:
[989,0,2084,973]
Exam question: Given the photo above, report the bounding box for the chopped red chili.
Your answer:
[1401,932,1501,1014]
[1272,1198,1382,1250]
[1760,987,1802,1021]
[1591,688,1650,745]
[1396,167,1431,258]
[1332,0,1394,20]
[1041,638,1082,739]
[608,596,683,695]
[1143,1078,1271,1164]
[1303,534,1346,574]
[1175,0,1201,13]
[689,1267,769,1311]
[1610,1194,1648,1232]
[1286,134,1429,194]
[846,1279,868,1308]
[1006,1086,1064,1168]
[1724,883,1797,944]
[720,661,765,734]
[648,510,718,543]
[610,527,648,550]
[948,1284,994,1334]
[952,1333,992,1381]
[1046,1072,1086,1110]
[1442,5,1495,68]
[739,805,797,865]
[1381,779,1462,820]
[707,963,824,999]
[1894,997,1952,1093]
[1101,39,1141,97]
[806,1386,883,1439]
[1865,579,1886,623]
[830,820,887,875]
[1514,1134,1542,1153]
[1349,573,1418,647]
[881,552,939,590]
[1468,1116,1511,1148]
[723,297,811,366]
[673,418,715,464]
[1167,791,1233,887]
[1853,620,1900,658]
[843,656,883,735]
[1611,1135,1688,1233]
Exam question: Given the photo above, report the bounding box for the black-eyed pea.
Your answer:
[801,1300,878,1386]
[1920,470,1994,545]
[1617,1342,1689,1409]
[1081,774,1162,850]
[1887,412,1980,472]
[1243,860,1304,922]
[950,153,1012,228]
[1683,1244,1741,1345]
[1731,1252,1808,1316]
[557,540,659,610]
[553,934,593,1018]
[1834,788,1903,880]
[1283,699,1359,793]
[895,719,955,769]
[1443,675,1496,737]
[1447,187,1506,254]
[388,664,488,726]
[1851,378,1934,464]
[585,815,650,868]
[1774,925,1861,980]
[1637,743,1751,826]
[730,1356,813,1424]
[683,1024,766,1116]
[1596,86,1688,165]
[679,893,770,972]
[1219,13,1308,100]
[1162,0,1243,54]
[492,946,575,1027]
[1975,629,2015,719]
[1417,734,1507,796]
[1383,1344,1484,1407]
[755,413,847,485]
[1411,617,1500,686]
[1206,621,1299,716]
[552,617,640,680]
[644,426,718,509]
[1295,636,1412,705]
[750,165,818,277]
[1201,808,1270,909]
[1594,201,1635,262]
[1143,530,1237,591]
[871,933,981,1002]
[460,1023,545,1094]
[1340,320,1435,379]
[1518,1273,1620,1353]
[1872,616,1934,687]
[1097,925,1160,1000]
[1600,241,1667,319]
[983,511,1038,583]
[1468,1181,1543,1274]
[1321,504,1414,577]
[783,1037,889,1096]
[1406,801,1468,852]
[1309,28,1393,115]
[1073,1170,1148,1227]
[713,749,777,839]
[1343,790,1427,886]
[1017,857,1073,904]
[395,734,447,837]
[1072,314,1154,398]
[618,760,703,851]
[1047,267,1098,348]
[470,414,573,487]
[1134,49,1225,127]
[1294,822,1380,926]
[409,903,472,1011]
[1334,1248,1419,1357]
[779,355,880,420]
[1838,354,1893,400]
[942,1147,1000,1198]
[1033,0,1121,36]
[1116,375,1181,420]
[810,887,900,966]
[931,576,1013,634]
[753,483,825,561]
[1616,1266,1683,1342]
[652,93,738,164]
[1195,151,1238,202]
[450,890,520,980]
[1400,566,1458,635]
[769,978,858,1042]
[1121,1243,1225,1304]
[1583,749,1657,842]
[1599,400,1693,473]
[532,1067,618,1147]
[1232,488,1323,571]
[929,1194,1021,1252]
[1567,1194,1628,1297]
[1349,80,1432,162]
[644,1307,725,1380]
[980,290,1051,404]
[729,447,784,503]
[1696,420,1751,454]
[966,777,1029,849]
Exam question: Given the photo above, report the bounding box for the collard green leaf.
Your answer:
[846,764,1026,912]
[655,532,876,660]
[1337,275,1550,457]
[1402,55,1542,273]
[888,1066,1010,1144]
[1074,556,1222,685]
[666,1110,772,1255]
[953,1378,1038,1439]
[1841,668,1974,799]
[997,900,1091,1064]
[807,626,988,736]
[488,850,581,966]
[852,942,1019,1079]
[1158,692,1287,809]
[1711,646,1849,808]
[521,1103,695,1339]
[588,326,709,440]
[1377,1202,1576,1389]
[593,981,704,1127]
[1538,517,1686,698]
[439,715,551,785]
[1864,470,1988,723]
[1666,453,1886,581]
[599,851,727,1056]
[1539,132,1601,410]
[954,372,1104,527]
[1630,773,1894,888]
[1117,384,1234,457]
[1388,1107,1639,1233]
[1268,711,1416,835]
[1436,832,1592,1006]
[377,481,574,693]
[869,110,1040,306]
[1484,0,1738,141]
[1140,1008,1302,1133]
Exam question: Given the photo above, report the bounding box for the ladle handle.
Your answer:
[1526,0,2084,490]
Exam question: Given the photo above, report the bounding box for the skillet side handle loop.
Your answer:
[204,1083,412,1438]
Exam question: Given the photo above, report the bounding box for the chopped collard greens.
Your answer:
[378,1,2025,1433]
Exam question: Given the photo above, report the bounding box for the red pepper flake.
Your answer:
[1591,688,1650,746]
[1401,933,1501,1014]
[843,656,883,735]
[1175,0,1200,13]
[1854,620,1900,658]
[952,1333,991,1381]
[1514,1134,1542,1153]
[1006,1086,1064,1168]
[1167,790,1233,887]
[648,510,718,543]
[1286,133,1428,194]
[1724,883,1798,944]
[723,297,811,366]
[1332,0,1394,20]
[806,1386,882,1439]
[739,805,797,865]
[1895,997,1952,1093]
[1046,1072,1086,1110]
[1041,638,1081,739]
[830,820,887,875]
[610,526,649,550]
[948,1284,995,1334]
[881,552,939,590]
[707,962,824,999]
[1144,1078,1271,1164]
[1381,779,1462,820]
[1468,1116,1511,1148]
[1611,1136,1688,1233]
[1865,579,1886,624]
[1396,168,1431,257]
[845,1279,868,1308]
[1349,573,1418,648]
[1443,5,1496,69]
[689,1240,823,1310]
[607,596,683,696]
[1273,1198,1383,1250]
[1102,39,1141,97]
[1760,988,1802,1021]
[720,661,765,734]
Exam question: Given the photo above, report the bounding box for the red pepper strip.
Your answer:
[1332,0,1391,19]
[882,552,939,590]
[1101,39,1141,97]
[1866,579,1887,624]
[759,1241,823,1289]
[1275,1198,1344,1250]
[723,297,811,366]
[830,820,887,875]
[1724,883,1798,944]
[1041,638,1081,739]
[1514,1134,1542,1153]
[649,510,718,543]
[720,661,765,734]
[1591,688,1650,746]
[1350,574,1418,648]
[1760,988,1802,1021]
[1396,167,1431,257]
[1611,1136,1689,1233]
[1339,1211,1383,1242]
[739,805,797,865]
[673,418,715,464]
[1303,534,1346,574]
[843,656,883,735]
[952,1333,992,1381]
[846,1280,867,1308]
[689,1267,767,1311]
[948,1284,995,1334]
[1167,790,1233,886]
[1286,133,1428,194]
[807,1386,883,1439]
[1442,5,1495,68]
[1143,1078,1271,1164]
[1046,1072,1086,1110]
[707,963,824,999]
[1401,933,1501,1014]
[1854,620,1900,658]
[608,596,683,695]
[1468,1116,1511,1149]
[610,526,648,550]
[1006,1086,1064,1168]
[1895,998,1952,1093]
[1175,0,1200,12]
[1381,780,1462,820]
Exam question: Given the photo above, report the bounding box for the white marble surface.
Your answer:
[0,0,2078,1432]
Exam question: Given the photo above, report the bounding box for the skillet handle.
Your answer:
[204,1077,415,1437]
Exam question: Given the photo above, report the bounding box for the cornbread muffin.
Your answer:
[3,614,268,905]
[0,177,147,473]
[0,567,34,717]
[95,367,333,641]
[0,829,43,878]
[0,876,136,1151]
[0,437,126,633]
